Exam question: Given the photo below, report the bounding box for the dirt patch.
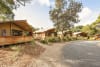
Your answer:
[0,43,45,67]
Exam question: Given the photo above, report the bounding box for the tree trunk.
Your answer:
[61,31,64,41]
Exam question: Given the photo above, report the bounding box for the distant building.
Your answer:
[73,32,82,36]
[33,28,56,40]
[73,32,88,37]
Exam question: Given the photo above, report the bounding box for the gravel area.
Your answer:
[0,43,45,67]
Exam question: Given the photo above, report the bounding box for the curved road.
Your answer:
[62,41,100,67]
[36,41,100,67]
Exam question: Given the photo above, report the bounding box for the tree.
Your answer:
[72,25,83,32]
[91,15,100,28]
[30,25,38,32]
[49,0,82,36]
[90,15,100,35]
[0,0,32,21]
[81,25,96,36]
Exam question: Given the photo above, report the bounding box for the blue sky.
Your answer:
[13,0,100,29]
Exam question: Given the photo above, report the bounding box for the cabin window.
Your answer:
[1,29,6,36]
[26,32,32,36]
[12,29,22,36]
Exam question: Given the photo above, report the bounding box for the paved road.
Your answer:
[35,41,100,67]
[62,41,100,67]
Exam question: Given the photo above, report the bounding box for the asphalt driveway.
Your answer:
[62,41,100,67]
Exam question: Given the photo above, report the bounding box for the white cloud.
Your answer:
[35,0,51,6]
[79,7,92,20]
[76,7,100,26]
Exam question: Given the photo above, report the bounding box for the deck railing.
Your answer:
[0,36,33,46]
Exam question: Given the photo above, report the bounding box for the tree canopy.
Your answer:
[0,0,32,21]
[90,15,100,35]
[72,15,100,36]
[91,15,100,29]
[72,25,83,32]
[49,0,82,35]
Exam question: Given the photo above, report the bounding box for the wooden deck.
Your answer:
[0,36,33,46]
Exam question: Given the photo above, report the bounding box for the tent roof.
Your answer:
[34,28,55,34]
[0,20,33,32]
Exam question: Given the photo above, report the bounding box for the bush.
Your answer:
[77,36,87,40]
[62,36,70,41]
[40,40,48,44]
[72,37,78,40]
[62,37,68,41]
[47,37,61,43]
[40,36,78,44]
[31,39,36,47]
[62,36,78,41]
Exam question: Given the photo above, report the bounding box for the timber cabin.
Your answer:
[34,28,57,40]
[0,20,33,46]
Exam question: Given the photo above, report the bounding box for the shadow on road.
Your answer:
[61,41,100,67]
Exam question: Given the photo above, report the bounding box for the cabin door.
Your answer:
[1,29,6,36]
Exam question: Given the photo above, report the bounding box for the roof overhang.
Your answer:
[0,20,33,32]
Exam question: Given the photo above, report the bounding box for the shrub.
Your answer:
[40,39,48,44]
[72,37,78,40]
[62,37,68,41]
[62,36,71,41]
[62,36,78,41]
[47,37,61,43]
[31,39,36,47]
[77,36,86,40]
